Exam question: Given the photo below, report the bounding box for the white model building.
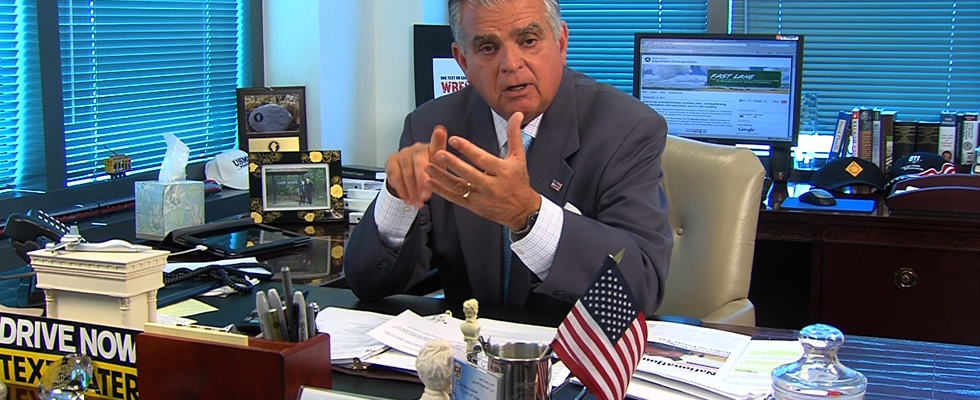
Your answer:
[29,242,169,330]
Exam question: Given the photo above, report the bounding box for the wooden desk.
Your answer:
[752,188,980,345]
[191,285,980,400]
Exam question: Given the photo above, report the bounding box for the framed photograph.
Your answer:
[237,86,308,152]
[248,150,345,224]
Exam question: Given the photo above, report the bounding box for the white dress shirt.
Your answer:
[373,112,563,280]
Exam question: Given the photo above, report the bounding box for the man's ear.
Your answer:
[452,42,469,75]
[558,21,569,63]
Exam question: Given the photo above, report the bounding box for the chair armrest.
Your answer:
[702,299,755,327]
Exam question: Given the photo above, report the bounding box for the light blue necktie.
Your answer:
[502,131,534,302]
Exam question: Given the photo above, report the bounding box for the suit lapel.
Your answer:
[528,69,578,211]
[507,69,580,304]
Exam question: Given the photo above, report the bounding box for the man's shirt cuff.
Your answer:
[373,179,418,249]
[510,195,562,281]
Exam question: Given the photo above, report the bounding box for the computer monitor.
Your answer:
[413,24,467,107]
[632,33,804,182]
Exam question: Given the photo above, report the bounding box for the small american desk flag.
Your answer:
[552,252,647,400]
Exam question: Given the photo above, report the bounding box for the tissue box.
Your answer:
[135,181,205,240]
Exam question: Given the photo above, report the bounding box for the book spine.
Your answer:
[961,112,979,167]
[892,120,917,160]
[880,110,896,172]
[938,111,958,163]
[829,110,852,160]
[858,107,874,163]
[849,107,860,157]
[872,108,882,168]
[916,121,940,155]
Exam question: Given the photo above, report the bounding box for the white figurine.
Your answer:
[416,339,453,400]
[460,298,481,355]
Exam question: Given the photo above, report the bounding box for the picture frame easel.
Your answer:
[247,150,345,224]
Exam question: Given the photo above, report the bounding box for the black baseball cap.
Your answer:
[886,152,956,188]
[810,157,886,191]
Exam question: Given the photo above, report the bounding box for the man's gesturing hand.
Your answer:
[424,112,542,230]
[384,126,448,209]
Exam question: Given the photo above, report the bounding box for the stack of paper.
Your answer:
[315,308,557,373]
[314,309,802,400]
[633,322,803,400]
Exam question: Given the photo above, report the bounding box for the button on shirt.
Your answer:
[373,112,563,281]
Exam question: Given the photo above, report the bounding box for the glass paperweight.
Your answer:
[38,354,97,400]
[771,324,867,400]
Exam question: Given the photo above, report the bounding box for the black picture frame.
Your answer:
[247,150,345,224]
[237,86,309,152]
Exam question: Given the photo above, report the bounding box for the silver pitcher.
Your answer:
[485,342,552,400]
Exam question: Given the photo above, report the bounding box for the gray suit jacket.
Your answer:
[345,68,672,316]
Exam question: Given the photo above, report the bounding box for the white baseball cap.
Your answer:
[205,149,249,190]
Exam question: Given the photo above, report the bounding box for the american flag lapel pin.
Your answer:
[550,179,563,192]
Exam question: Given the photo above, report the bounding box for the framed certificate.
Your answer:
[237,86,308,152]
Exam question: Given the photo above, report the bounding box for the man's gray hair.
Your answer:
[448,0,562,53]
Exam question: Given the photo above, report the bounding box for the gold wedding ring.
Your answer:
[462,181,471,198]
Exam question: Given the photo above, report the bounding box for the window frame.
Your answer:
[0,0,264,217]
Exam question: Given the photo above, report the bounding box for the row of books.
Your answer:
[829,108,979,172]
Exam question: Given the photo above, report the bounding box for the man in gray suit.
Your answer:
[345,0,672,316]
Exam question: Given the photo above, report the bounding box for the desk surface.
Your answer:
[192,284,980,400]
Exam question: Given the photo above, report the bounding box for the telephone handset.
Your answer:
[4,210,76,263]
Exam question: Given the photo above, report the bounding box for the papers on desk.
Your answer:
[634,322,803,400]
[315,308,801,399]
[368,309,557,358]
[157,298,218,318]
[315,307,556,373]
[315,308,389,363]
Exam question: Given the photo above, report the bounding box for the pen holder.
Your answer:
[136,332,331,400]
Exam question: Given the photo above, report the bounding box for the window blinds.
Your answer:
[731,0,980,135]
[0,1,38,191]
[561,0,708,94]
[60,0,246,185]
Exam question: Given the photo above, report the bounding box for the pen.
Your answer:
[294,291,308,342]
[281,267,295,342]
[267,288,289,341]
[358,345,391,361]
[306,302,318,338]
[255,291,274,340]
[266,309,284,341]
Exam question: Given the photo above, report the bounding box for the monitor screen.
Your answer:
[632,34,804,147]
[413,24,468,107]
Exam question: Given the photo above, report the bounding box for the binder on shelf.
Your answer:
[939,111,958,163]
[829,110,852,160]
[960,112,978,169]
[136,332,332,400]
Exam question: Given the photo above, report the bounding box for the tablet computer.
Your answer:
[173,221,312,257]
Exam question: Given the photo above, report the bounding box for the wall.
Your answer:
[263,0,449,167]
[261,0,324,150]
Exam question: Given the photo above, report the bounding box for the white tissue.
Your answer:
[158,133,189,182]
